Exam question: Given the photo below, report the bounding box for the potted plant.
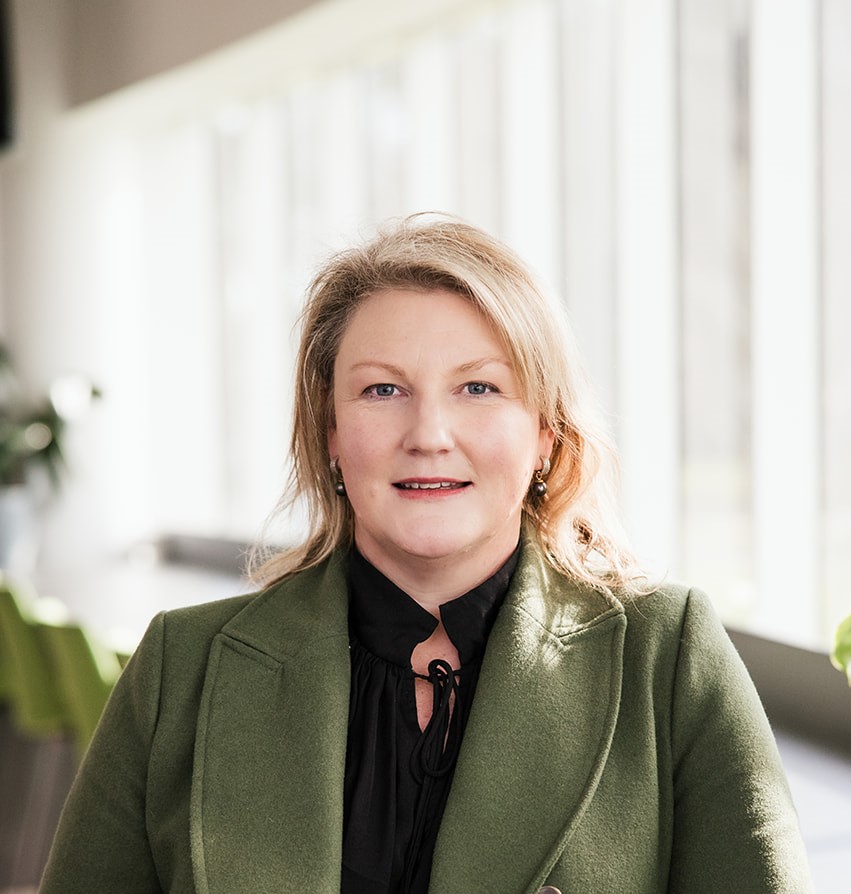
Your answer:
[831,615,851,687]
[0,343,99,571]
[1,345,67,488]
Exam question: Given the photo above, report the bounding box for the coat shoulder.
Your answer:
[152,590,260,669]
[618,578,712,633]
[607,579,730,681]
[147,555,349,677]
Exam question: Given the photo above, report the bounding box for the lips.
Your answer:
[393,479,470,491]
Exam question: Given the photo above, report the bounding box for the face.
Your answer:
[328,287,554,580]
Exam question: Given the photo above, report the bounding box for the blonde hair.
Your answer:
[251,213,641,594]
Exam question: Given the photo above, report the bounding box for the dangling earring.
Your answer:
[531,456,550,497]
[330,457,346,496]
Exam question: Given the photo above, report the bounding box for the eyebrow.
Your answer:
[348,357,513,377]
[456,357,513,374]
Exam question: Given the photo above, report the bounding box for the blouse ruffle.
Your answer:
[341,546,519,894]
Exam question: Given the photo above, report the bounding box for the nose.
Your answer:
[401,395,455,453]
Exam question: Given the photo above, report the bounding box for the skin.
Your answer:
[328,286,552,725]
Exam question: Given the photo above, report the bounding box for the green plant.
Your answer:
[830,614,851,686]
[0,343,98,489]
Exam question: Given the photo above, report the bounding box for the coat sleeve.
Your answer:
[667,588,814,893]
[39,613,167,894]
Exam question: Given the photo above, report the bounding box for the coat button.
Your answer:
[539,888,562,894]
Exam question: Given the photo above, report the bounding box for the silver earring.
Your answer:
[330,457,346,496]
[531,456,550,497]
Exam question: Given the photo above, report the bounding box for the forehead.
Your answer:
[336,287,508,360]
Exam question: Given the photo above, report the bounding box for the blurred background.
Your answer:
[2,0,850,651]
[0,0,850,888]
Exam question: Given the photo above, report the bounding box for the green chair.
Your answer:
[0,584,67,737]
[0,624,12,702]
[37,622,122,758]
[0,578,17,703]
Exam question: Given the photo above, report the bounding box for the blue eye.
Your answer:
[465,382,494,395]
[366,383,398,397]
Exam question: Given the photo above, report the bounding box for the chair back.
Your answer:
[0,585,67,736]
[37,622,122,757]
[0,609,12,702]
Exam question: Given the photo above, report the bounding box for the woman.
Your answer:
[41,215,812,893]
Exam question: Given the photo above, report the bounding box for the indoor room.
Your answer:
[0,0,849,891]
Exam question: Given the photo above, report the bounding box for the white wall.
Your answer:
[0,0,321,373]
[0,0,319,577]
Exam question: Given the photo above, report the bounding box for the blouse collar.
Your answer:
[347,544,520,668]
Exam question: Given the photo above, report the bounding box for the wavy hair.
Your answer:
[250,213,642,594]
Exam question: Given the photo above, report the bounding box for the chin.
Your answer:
[382,520,469,559]
[397,521,505,565]
[397,534,464,562]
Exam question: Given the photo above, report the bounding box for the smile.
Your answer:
[393,481,470,490]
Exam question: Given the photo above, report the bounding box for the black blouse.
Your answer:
[341,546,520,894]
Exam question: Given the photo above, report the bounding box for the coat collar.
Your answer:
[189,556,352,893]
[430,540,626,894]
[189,537,626,894]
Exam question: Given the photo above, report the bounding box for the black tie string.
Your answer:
[410,658,462,782]
[402,658,463,894]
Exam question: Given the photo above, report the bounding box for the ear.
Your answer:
[327,426,338,459]
[537,424,555,460]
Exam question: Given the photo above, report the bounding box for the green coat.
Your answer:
[41,539,813,893]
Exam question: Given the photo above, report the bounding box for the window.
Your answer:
[56,0,848,649]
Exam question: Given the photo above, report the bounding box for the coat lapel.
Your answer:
[186,540,626,894]
[429,545,626,894]
[189,556,352,894]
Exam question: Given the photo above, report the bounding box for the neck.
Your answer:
[353,535,519,617]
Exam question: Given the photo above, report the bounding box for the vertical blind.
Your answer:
[86,0,848,649]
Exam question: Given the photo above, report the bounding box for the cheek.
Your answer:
[334,417,388,473]
[474,417,541,479]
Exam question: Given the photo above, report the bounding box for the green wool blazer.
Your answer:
[41,538,813,893]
